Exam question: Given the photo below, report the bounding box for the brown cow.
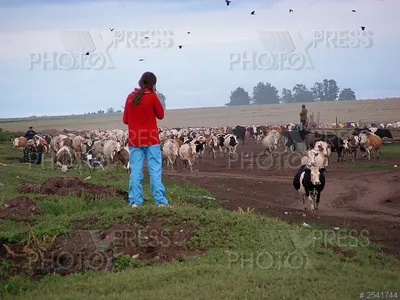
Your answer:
[270,126,282,134]
[33,136,50,155]
[72,136,85,160]
[13,137,27,149]
[359,133,382,160]
[113,147,129,168]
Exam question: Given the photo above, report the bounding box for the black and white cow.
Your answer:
[353,127,393,140]
[184,138,205,158]
[374,128,393,139]
[293,165,326,212]
[216,133,238,158]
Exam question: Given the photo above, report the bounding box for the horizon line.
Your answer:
[1,97,399,121]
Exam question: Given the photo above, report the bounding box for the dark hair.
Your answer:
[302,104,305,108]
[130,72,157,107]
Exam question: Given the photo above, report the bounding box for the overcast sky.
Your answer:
[0,0,399,118]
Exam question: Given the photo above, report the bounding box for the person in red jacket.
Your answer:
[123,71,169,207]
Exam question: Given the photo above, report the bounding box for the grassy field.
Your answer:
[1,141,400,300]
[1,98,400,131]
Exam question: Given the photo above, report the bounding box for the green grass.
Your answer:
[0,132,12,142]
[380,144,400,157]
[0,142,399,300]
[343,144,400,169]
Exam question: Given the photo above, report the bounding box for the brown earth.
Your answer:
[1,218,201,278]
[0,196,42,219]
[163,142,400,259]
[18,177,128,202]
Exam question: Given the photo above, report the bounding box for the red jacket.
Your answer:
[123,88,164,147]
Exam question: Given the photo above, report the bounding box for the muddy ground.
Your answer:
[1,217,200,278]
[0,196,43,219]
[162,142,400,259]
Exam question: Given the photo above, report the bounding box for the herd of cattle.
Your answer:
[9,122,397,212]
[11,123,395,172]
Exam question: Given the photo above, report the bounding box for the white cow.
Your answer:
[178,142,197,173]
[312,141,330,168]
[162,139,180,171]
[261,129,280,156]
[301,149,327,169]
[103,140,123,162]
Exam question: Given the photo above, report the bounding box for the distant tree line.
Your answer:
[226,79,356,106]
[85,92,167,115]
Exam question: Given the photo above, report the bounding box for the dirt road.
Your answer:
[164,142,400,258]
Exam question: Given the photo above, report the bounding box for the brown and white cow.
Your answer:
[113,146,129,168]
[50,134,71,155]
[13,137,27,149]
[33,135,50,155]
[206,134,219,159]
[359,133,382,160]
[342,135,361,162]
[72,136,85,160]
[56,146,76,172]
[313,141,330,168]
[103,140,123,162]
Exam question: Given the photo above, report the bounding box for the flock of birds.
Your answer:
[82,0,375,60]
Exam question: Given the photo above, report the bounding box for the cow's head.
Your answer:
[13,138,19,148]
[303,150,319,167]
[305,166,322,185]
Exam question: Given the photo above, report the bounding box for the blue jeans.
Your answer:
[36,152,42,165]
[128,144,168,206]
